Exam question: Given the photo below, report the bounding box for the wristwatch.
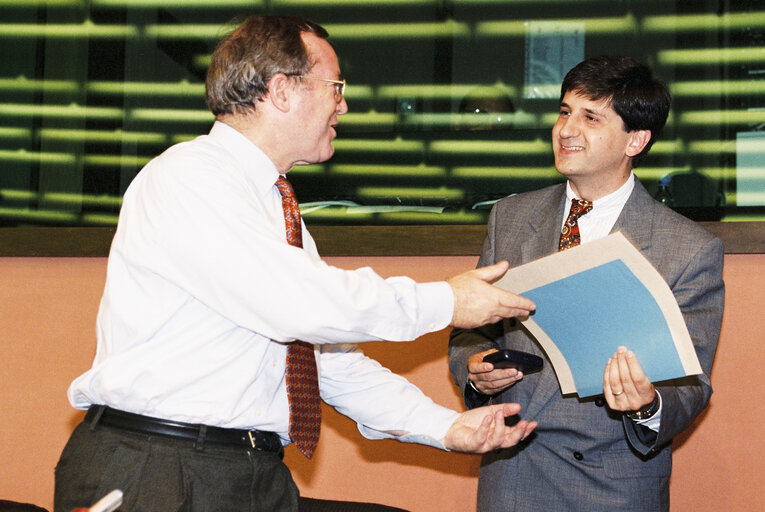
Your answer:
[625,394,660,420]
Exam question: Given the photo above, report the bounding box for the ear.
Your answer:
[625,129,651,158]
[265,73,293,113]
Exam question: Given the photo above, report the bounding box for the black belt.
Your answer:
[85,406,283,453]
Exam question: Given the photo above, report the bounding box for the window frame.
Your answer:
[1,222,762,257]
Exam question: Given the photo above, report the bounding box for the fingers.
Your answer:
[476,410,504,449]
[444,402,534,452]
[604,347,632,409]
[468,350,524,395]
[448,262,535,329]
[465,405,534,452]
[624,349,648,382]
[489,401,523,418]
[604,348,624,396]
[622,349,656,407]
[485,260,535,313]
[489,414,537,450]
[495,287,536,318]
[467,351,505,378]
[471,369,523,395]
[603,346,655,411]
[484,295,536,325]
[502,419,537,448]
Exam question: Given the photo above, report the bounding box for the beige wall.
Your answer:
[1,254,763,511]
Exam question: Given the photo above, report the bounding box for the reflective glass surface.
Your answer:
[0,0,763,226]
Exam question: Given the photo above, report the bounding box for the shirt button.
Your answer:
[428,323,436,331]
[573,451,584,461]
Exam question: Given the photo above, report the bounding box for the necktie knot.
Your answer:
[275,175,295,198]
[559,198,593,251]
[569,198,593,219]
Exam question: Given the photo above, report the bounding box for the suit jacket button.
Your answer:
[595,397,605,407]
[573,451,583,461]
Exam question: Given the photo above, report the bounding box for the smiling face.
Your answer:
[288,31,348,167]
[552,90,645,200]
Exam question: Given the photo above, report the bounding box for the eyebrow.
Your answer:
[584,107,605,118]
[560,101,608,118]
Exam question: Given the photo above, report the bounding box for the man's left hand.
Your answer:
[441,403,537,453]
[603,346,656,411]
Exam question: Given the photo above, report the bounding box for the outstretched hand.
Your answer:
[448,261,535,329]
[442,402,537,453]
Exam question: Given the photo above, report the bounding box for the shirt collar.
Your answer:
[208,120,281,196]
[565,172,635,219]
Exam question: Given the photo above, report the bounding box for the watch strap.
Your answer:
[625,394,660,420]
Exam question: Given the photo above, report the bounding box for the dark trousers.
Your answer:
[54,420,299,512]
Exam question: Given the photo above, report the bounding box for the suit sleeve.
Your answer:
[624,234,724,455]
[448,204,505,409]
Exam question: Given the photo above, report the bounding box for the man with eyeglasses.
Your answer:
[54,15,538,512]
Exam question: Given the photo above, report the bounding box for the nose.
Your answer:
[556,115,578,138]
[337,96,348,115]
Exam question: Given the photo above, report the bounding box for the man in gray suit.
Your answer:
[449,55,724,511]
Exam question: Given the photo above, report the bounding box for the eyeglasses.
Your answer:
[292,75,346,102]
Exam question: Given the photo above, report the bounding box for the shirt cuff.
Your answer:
[415,281,454,334]
[357,406,460,451]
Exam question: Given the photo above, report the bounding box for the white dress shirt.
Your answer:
[563,174,662,430]
[563,175,635,241]
[69,121,459,448]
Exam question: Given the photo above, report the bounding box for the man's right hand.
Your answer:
[467,348,525,396]
[448,261,535,329]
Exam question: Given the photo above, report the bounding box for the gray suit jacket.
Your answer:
[449,177,724,512]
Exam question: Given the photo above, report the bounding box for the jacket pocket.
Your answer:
[602,448,672,479]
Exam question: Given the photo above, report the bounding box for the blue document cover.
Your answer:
[523,260,686,397]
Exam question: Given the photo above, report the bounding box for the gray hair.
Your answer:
[205,15,329,116]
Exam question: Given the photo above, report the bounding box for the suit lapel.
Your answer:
[611,176,655,252]
[519,186,568,263]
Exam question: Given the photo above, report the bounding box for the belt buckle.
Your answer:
[247,430,257,449]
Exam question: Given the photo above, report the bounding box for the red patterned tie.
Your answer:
[275,175,321,458]
[559,198,593,251]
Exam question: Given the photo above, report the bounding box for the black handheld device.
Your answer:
[482,349,543,374]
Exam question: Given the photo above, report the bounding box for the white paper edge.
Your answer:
[521,318,578,395]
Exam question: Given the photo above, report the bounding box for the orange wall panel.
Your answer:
[1,254,763,511]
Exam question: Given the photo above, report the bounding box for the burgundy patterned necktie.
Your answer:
[275,175,321,458]
[559,198,593,251]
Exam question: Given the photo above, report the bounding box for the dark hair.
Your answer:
[560,55,671,167]
[205,15,329,116]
